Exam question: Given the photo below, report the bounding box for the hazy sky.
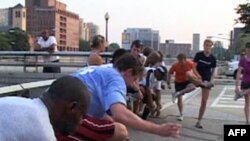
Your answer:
[1,0,247,47]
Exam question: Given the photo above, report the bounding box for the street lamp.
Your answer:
[104,12,109,44]
[104,12,109,62]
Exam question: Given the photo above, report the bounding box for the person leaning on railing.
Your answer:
[34,29,61,73]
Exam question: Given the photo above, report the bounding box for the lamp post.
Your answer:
[104,12,109,45]
[104,12,109,62]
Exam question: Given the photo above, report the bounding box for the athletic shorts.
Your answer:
[241,82,250,89]
[175,81,191,92]
[57,116,115,141]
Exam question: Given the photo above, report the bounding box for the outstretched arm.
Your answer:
[110,103,181,138]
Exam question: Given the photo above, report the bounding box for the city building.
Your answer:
[25,0,80,51]
[0,4,26,32]
[160,40,192,57]
[122,28,160,50]
[79,21,99,41]
[192,33,200,56]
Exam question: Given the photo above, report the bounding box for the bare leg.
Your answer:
[244,92,250,124]
[177,96,183,115]
[186,71,203,86]
[178,83,196,96]
[195,88,210,128]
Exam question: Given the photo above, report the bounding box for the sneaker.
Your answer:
[177,115,184,121]
[171,92,177,103]
[234,92,244,101]
[195,122,203,129]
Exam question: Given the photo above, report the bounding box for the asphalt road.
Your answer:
[128,84,246,141]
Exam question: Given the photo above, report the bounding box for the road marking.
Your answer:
[211,86,244,108]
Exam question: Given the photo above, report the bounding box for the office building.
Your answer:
[0,4,26,31]
[25,0,80,51]
[122,28,160,50]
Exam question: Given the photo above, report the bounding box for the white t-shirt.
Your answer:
[37,36,59,62]
[140,67,161,90]
[0,97,56,141]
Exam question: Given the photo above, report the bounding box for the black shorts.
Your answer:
[241,82,250,89]
[175,81,191,92]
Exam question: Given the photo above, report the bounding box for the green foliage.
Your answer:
[0,34,11,50]
[107,43,120,52]
[79,39,91,51]
[234,33,250,54]
[235,2,250,33]
[212,41,228,60]
[0,27,30,51]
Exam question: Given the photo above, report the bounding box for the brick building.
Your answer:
[25,0,80,51]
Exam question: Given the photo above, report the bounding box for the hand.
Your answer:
[156,123,181,138]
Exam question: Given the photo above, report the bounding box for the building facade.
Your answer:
[192,33,200,56]
[0,4,26,32]
[25,0,80,51]
[122,28,160,50]
[79,21,99,41]
[160,40,192,57]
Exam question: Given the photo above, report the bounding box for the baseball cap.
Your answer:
[156,65,167,81]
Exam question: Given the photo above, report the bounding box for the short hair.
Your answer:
[177,53,186,60]
[204,39,213,45]
[131,40,143,49]
[113,53,144,76]
[111,48,128,63]
[142,47,154,57]
[90,35,105,49]
[46,76,91,105]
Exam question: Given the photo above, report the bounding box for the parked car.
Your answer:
[225,61,239,79]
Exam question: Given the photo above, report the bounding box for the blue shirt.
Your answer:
[71,66,127,119]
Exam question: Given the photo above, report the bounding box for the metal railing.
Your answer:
[0,51,113,72]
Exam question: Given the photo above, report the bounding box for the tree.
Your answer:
[79,39,91,51]
[7,27,30,51]
[0,34,11,51]
[107,43,120,52]
[234,1,250,55]
[235,2,250,33]
[212,41,227,60]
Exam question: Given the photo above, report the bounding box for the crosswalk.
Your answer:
[211,86,244,108]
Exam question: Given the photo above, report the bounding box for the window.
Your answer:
[15,11,20,18]
[23,12,25,18]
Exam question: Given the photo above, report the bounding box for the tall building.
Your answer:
[160,40,192,57]
[80,22,99,41]
[122,28,160,50]
[25,0,80,51]
[192,33,200,55]
[0,4,26,32]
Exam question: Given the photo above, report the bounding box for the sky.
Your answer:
[0,0,248,47]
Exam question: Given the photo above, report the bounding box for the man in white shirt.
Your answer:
[35,29,60,73]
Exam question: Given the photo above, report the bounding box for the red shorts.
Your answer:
[57,116,115,141]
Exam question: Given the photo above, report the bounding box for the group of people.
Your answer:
[1,31,250,141]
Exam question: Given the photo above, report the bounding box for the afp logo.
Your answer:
[224,125,250,140]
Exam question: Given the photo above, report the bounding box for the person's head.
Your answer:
[245,42,250,55]
[110,48,128,63]
[145,51,161,67]
[203,39,214,53]
[177,53,187,64]
[130,40,143,56]
[142,47,154,57]
[113,53,144,87]
[154,65,168,81]
[90,35,107,52]
[41,76,91,136]
[41,30,50,41]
